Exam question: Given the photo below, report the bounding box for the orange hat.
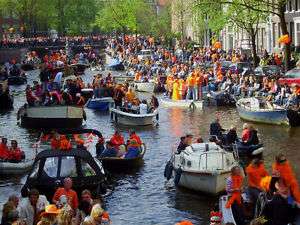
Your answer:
[175,221,193,225]
[40,204,60,217]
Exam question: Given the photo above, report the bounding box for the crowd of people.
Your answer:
[1,178,110,225]
[0,137,24,162]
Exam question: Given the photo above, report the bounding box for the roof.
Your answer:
[35,148,93,161]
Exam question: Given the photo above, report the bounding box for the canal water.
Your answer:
[0,69,300,224]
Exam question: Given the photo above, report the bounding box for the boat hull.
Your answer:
[0,160,33,175]
[175,170,230,194]
[236,104,289,125]
[134,82,155,92]
[19,106,84,128]
[161,98,203,109]
[86,97,114,111]
[110,108,158,126]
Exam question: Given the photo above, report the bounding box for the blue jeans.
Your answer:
[186,87,194,100]
[193,87,198,100]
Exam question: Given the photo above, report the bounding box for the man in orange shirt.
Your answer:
[186,73,196,100]
[129,130,142,146]
[246,159,269,204]
[110,130,125,147]
[52,177,79,210]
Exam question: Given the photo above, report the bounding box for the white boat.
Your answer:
[170,142,238,194]
[17,105,85,128]
[110,108,158,126]
[134,81,155,92]
[160,98,203,110]
[0,159,33,175]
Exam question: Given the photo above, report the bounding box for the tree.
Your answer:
[195,0,293,70]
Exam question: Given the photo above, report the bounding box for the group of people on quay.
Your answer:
[1,33,300,225]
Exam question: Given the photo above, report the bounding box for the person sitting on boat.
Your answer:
[262,179,297,225]
[177,134,193,154]
[225,126,238,145]
[26,85,40,106]
[19,188,49,225]
[125,87,136,103]
[272,153,300,206]
[129,130,142,146]
[209,118,225,141]
[59,135,72,151]
[124,139,140,159]
[51,133,61,150]
[139,100,148,114]
[246,159,269,205]
[225,166,243,208]
[52,177,79,210]
[76,93,85,107]
[241,123,251,143]
[0,137,10,160]
[61,91,73,105]
[8,140,24,162]
[100,141,118,158]
[110,130,125,148]
[113,85,125,108]
[96,135,105,158]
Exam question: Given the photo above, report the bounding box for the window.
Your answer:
[60,156,77,177]
[30,160,41,178]
[81,160,96,177]
[296,0,299,10]
[44,157,59,178]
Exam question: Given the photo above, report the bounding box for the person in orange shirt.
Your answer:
[0,137,10,160]
[129,130,142,146]
[110,130,125,147]
[186,73,196,100]
[226,166,243,208]
[51,133,61,150]
[125,87,136,103]
[246,159,269,204]
[59,135,72,151]
[52,177,79,210]
[272,153,300,205]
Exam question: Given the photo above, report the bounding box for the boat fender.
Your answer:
[156,113,159,121]
[164,161,173,180]
[174,167,182,186]
[252,147,264,156]
[83,110,87,121]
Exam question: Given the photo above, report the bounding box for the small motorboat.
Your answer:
[100,144,146,172]
[86,97,115,111]
[206,90,236,107]
[21,63,35,71]
[236,97,290,126]
[107,59,125,71]
[164,142,238,195]
[8,75,27,85]
[134,81,155,92]
[17,105,86,128]
[160,98,203,110]
[0,159,33,175]
[110,108,159,126]
[21,148,107,199]
[70,63,89,75]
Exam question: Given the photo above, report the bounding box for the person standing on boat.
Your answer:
[225,126,238,145]
[246,159,269,205]
[225,166,243,208]
[272,153,300,206]
[139,100,148,114]
[209,118,225,142]
[113,85,125,108]
[241,123,251,143]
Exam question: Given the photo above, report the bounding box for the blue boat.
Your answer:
[86,97,115,111]
[236,97,290,126]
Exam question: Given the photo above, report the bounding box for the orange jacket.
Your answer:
[130,134,142,146]
[59,136,72,150]
[272,161,300,202]
[246,163,268,189]
[110,134,125,146]
[186,75,195,87]
[51,138,61,150]
[0,143,10,159]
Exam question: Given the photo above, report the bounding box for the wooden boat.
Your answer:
[236,97,290,126]
[160,98,203,110]
[17,105,86,128]
[134,81,155,92]
[0,159,33,175]
[21,148,107,199]
[8,75,27,85]
[110,108,158,126]
[100,144,146,172]
[165,142,238,195]
[86,97,115,111]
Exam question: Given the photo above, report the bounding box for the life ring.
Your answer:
[164,161,173,180]
[174,167,182,186]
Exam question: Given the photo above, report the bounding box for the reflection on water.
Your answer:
[1,69,300,224]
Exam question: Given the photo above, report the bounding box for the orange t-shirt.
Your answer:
[246,163,268,189]
[52,188,79,209]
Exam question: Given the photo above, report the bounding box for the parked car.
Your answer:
[229,62,253,75]
[21,148,107,199]
[278,68,300,85]
[254,65,283,78]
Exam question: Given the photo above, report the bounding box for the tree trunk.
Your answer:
[279,4,291,71]
[250,28,259,67]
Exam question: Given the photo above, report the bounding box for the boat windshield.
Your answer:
[81,159,96,177]
[60,156,77,178]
